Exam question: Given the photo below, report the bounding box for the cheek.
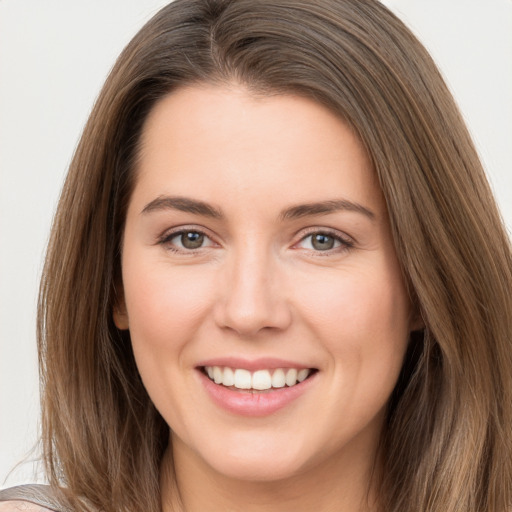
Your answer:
[295,264,410,377]
[120,256,217,426]
[121,255,215,356]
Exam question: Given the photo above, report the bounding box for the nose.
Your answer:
[213,244,292,337]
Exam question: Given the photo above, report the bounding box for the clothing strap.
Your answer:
[0,484,73,512]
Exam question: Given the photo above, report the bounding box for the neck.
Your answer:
[160,435,382,512]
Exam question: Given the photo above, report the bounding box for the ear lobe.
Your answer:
[112,274,130,330]
[113,305,129,330]
[409,308,425,332]
[113,304,129,330]
[113,285,129,330]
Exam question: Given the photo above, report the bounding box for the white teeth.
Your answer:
[297,369,309,382]
[285,368,298,386]
[204,366,313,390]
[234,369,252,389]
[222,367,234,387]
[252,370,272,390]
[271,369,286,388]
[213,366,223,384]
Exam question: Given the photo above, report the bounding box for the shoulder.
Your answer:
[0,501,54,511]
[0,486,69,512]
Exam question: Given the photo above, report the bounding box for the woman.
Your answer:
[1,0,511,511]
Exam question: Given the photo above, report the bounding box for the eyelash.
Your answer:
[295,228,355,255]
[157,227,354,255]
[157,227,216,254]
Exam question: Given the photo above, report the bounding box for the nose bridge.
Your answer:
[215,238,290,336]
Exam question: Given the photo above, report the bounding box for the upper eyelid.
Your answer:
[291,228,357,256]
[158,225,215,242]
[293,226,355,244]
[158,228,218,254]
[156,224,354,248]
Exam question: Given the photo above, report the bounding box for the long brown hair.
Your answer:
[38,1,512,510]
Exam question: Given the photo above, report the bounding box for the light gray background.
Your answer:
[1,0,511,486]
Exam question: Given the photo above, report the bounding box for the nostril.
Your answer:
[213,298,293,337]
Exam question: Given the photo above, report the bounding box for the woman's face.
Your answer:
[116,85,415,483]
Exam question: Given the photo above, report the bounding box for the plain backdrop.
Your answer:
[1,0,511,487]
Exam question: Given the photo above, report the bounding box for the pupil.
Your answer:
[312,233,334,250]
[182,232,204,249]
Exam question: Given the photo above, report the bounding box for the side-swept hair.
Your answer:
[38,1,512,510]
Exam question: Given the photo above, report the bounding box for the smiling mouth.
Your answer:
[201,366,318,392]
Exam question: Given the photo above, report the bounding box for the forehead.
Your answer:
[133,84,384,218]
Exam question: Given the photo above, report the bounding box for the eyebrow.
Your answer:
[141,195,375,221]
[280,199,376,221]
[141,195,223,218]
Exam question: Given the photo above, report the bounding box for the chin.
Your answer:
[210,454,309,483]
[188,431,314,483]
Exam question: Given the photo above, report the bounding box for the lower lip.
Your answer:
[198,370,316,417]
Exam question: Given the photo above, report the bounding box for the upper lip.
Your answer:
[196,357,316,372]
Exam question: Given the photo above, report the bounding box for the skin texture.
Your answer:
[115,85,417,512]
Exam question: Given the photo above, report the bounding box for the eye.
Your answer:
[161,229,214,251]
[178,231,205,249]
[296,231,352,252]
